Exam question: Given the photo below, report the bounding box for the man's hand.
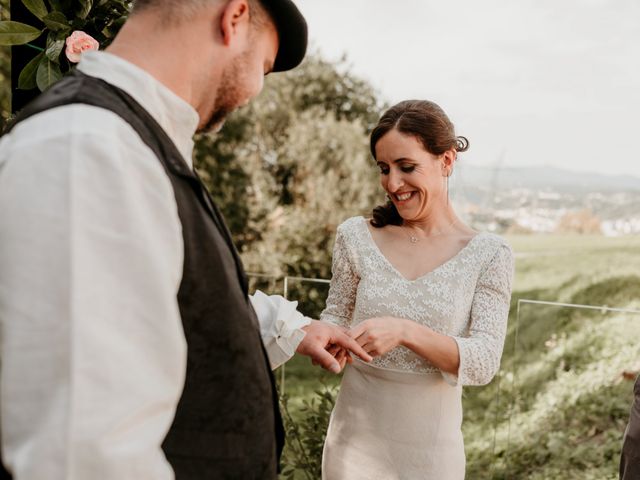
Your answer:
[326,344,354,371]
[296,320,373,373]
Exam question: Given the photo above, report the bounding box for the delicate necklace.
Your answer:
[402,219,459,244]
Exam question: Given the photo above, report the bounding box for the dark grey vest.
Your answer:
[1,71,284,480]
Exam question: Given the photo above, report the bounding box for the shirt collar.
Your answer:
[77,51,200,169]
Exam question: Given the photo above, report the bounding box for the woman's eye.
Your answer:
[379,168,390,175]
[401,166,415,173]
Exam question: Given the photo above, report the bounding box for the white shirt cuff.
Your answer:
[250,290,312,370]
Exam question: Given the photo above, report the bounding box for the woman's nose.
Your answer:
[387,169,404,192]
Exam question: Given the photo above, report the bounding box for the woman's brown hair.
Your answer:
[369,100,469,228]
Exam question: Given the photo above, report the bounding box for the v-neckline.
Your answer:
[360,217,483,283]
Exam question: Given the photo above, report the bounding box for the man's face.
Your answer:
[200,19,279,133]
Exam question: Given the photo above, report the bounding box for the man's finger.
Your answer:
[308,345,342,373]
[336,350,347,370]
[332,331,373,362]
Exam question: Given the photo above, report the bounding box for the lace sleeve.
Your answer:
[320,226,359,328]
[446,243,514,386]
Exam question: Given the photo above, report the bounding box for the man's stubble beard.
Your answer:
[199,51,250,134]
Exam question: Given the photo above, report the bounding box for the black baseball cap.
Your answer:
[258,0,308,72]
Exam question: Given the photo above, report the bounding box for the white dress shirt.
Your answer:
[0,51,309,480]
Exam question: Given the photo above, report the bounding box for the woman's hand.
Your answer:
[348,317,409,357]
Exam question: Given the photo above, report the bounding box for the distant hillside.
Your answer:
[462,234,640,479]
[457,165,640,192]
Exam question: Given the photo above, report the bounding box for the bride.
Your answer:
[320,100,514,479]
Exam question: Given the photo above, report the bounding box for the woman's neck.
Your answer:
[402,206,463,236]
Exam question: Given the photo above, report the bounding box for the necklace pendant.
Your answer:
[410,235,418,244]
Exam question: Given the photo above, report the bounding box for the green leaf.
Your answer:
[42,11,70,32]
[18,52,44,90]
[20,0,49,20]
[77,0,93,20]
[45,33,64,63]
[101,14,127,39]
[0,21,43,46]
[36,56,63,91]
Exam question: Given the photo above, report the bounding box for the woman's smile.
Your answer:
[392,190,417,205]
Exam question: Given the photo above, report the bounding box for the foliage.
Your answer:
[279,385,338,480]
[556,208,602,234]
[196,54,383,246]
[195,53,385,317]
[461,234,640,479]
[0,0,131,91]
[0,0,11,127]
[443,235,639,478]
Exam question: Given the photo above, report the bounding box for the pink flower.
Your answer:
[65,31,100,63]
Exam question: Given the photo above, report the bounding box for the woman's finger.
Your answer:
[332,331,373,362]
[361,342,379,356]
[327,344,341,356]
[337,351,347,370]
[347,322,368,340]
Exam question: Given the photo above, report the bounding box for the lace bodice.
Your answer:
[320,216,514,386]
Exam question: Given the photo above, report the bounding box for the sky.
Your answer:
[294,0,640,178]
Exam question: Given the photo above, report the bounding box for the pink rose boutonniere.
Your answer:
[65,31,100,63]
[0,0,129,91]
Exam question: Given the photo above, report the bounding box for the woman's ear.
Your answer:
[442,149,456,176]
[220,0,251,47]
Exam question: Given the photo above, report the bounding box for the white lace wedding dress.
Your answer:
[320,216,514,480]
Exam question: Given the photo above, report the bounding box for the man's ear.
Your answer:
[220,0,251,47]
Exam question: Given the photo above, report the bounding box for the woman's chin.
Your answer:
[395,201,419,215]
[396,208,417,221]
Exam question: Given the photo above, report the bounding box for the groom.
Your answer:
[0,0,369,479]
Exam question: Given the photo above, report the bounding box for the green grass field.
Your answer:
[274,234,640,479]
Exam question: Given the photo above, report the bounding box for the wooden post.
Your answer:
[10,0,42,113]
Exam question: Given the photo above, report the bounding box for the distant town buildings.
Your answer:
[457,188,640,236]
